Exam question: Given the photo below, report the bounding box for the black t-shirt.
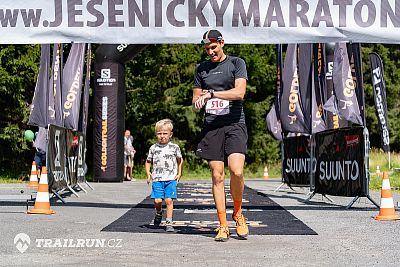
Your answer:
[194,56,247,126]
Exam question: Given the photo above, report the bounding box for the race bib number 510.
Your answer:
[205,98,230,115]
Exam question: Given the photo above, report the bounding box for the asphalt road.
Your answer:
[0,179,399,267]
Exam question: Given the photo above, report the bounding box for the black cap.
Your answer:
[201,30,223,44]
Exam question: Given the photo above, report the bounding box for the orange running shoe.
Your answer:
[214,225,230,242]
[233,213,249,239]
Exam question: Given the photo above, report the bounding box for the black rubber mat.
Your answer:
[102,182,317,236]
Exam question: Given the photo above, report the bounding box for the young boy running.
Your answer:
[145,119,184,232]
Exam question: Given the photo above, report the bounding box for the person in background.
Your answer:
[33,127,47,179]
[124,130,136,181]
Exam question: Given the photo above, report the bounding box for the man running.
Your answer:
[192,29,249,242]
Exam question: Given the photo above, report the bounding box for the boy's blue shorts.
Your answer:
[151,180,177,199]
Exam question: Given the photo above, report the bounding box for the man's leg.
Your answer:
[209,160,230,241]
[209,160,226,223]
[228,153,245,217]
[228,153,248,238]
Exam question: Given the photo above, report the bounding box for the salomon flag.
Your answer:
[369,53,390,153]
[332,43,363,126]
[29,44,50,127]
[62,43,86,130]
[280,44,308,133]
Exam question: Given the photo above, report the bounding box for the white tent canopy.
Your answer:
[2,0,400,44]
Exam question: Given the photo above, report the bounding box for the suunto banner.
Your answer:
[315,127,365,197]
[283,135,312,187]
[3,0,400,44]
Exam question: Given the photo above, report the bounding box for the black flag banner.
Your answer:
[312,43,327,133]
[332,43,363,126]
[80,44,91,134]
[266,44,283,141]
[323,43,340,129]
[48,44,63,126]
[266,104,282,141]
[298,43,312,133]
[348,43,366,125]
[47,124,68,192]
[369,53,390,153]
[62,43,86,130]
[29,44,51,127]
[280,44,308,134]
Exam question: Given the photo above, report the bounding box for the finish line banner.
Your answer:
[2,0,400,44]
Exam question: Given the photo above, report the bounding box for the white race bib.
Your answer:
[205,98,230,115]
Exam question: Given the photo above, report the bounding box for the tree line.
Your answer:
[0,43,399,176]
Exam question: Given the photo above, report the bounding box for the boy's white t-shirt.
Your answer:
[146,142,182,182]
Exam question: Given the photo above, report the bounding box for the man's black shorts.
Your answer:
[196,123,247,161]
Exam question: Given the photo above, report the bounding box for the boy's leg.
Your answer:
[164,198,174,232]
[163,181,176,232]
[151,181,164,226]
[154,198,162,212]
[165,198,173,219]
[153,198,163,226]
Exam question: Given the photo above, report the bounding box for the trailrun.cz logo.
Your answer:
[14,233,122,253]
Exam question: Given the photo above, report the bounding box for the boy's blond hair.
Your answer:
[155,119,173,132]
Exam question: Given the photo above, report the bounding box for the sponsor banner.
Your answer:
[311,43,327,133]
[66,130,79,186]
[332,43,363,126]
[315,127,365,197]
[348,43,366,125]
[323,43,339,129]
[47,124,68,192]
[62,43,86,130]
[266,44,283,141]
[298,43,312,132]
[80,44,91,134]
[28,44,50,127]
[266,104,282,141]
[49,43,63,127]
[369,53,390,153]
[280,44,308,134]
[93,62,124,182]
[77,133,86,183]
[2,1,400,44]
[283,135,312,186]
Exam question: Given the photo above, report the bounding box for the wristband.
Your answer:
[208,89,214,98]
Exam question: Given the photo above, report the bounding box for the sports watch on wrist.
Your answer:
[208,89,214,98]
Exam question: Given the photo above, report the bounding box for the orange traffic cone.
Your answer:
[27,166,55,215]
[27,161,39,188]
[376,165,381,177]
[374,172,400,221]
[263,165,269,180]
